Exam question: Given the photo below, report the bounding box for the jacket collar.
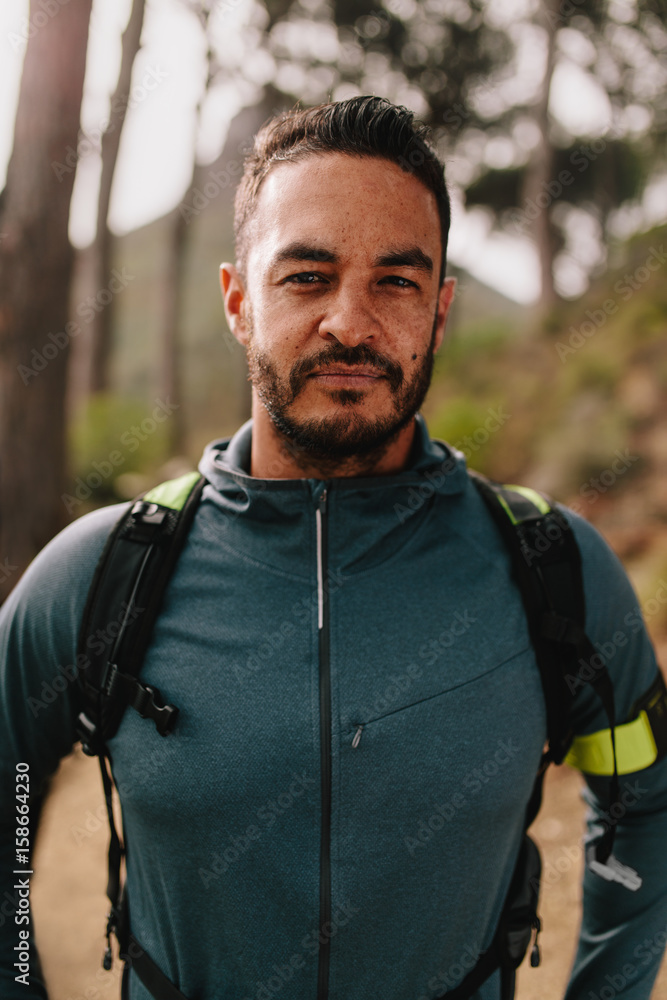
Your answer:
[199,414,468,498]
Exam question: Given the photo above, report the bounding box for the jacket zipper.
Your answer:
[316,487,331,1000]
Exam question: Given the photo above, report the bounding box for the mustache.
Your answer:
[289,344,404,394]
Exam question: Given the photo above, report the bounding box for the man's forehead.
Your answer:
[255,150,437,208]
[245,152,442,270]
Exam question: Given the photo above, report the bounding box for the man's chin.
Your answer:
[269,408,412,463]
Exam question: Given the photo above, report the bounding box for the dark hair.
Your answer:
[234,96,450,284]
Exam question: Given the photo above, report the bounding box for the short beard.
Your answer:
[246,315,437,476]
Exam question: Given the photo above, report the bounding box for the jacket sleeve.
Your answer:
[0,504,127,1000]
[561,510,667,1000]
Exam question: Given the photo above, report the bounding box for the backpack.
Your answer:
[74,468,666,1000]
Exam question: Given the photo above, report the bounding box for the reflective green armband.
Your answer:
[566,671,667,775]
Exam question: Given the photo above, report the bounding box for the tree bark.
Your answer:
[0,0,93,603]
[161,163,208,456]
[87,0,146,395]
[523,0,559,310]
[159,6,213,458]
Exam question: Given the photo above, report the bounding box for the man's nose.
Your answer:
[317,286,380,347]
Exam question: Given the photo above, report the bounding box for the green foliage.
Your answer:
[69,394,171,503]
[567,352,623,395]
[429,396,487,445]
[436,318,512,374]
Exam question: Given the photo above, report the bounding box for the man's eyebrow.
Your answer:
[268,242,434,274]
[373,247,434,273]
[270,243,339,267]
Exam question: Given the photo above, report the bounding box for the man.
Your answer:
[1,96,666,1000]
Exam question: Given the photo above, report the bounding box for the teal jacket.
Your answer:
[1,416,666,1000]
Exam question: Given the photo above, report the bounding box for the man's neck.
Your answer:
[248,404,418,480]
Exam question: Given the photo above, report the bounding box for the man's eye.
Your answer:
[283,272,326,284]
[380,275,418,288]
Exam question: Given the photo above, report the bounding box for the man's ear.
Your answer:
[433,276,457,353]
[220,263,248,346]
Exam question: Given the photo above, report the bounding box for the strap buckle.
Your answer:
[105,662,179,736]
[132,684,179,736]
[131,500,167,525]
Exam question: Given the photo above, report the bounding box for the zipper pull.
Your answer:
[530,916,541,968]
[352,725,363,749]
[320,487,328,510]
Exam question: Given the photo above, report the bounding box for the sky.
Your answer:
[1,0,664,305]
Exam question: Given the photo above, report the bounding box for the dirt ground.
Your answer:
[31,748,667,1000]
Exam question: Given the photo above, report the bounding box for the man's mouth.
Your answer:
[308,366,386,385]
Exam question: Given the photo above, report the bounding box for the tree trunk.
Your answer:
[523,0,559,311]
[0,0,93,603]
[87,0,146,395]
[161,163,208,456]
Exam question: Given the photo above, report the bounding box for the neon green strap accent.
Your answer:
[143,471,201,511]
[495,484,551,525]
[566,711,658,775]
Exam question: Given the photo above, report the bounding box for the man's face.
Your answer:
[222,152,454,470]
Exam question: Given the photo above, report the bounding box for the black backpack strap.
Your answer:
[76,471,206,754]
[439,472,637,1000]
[470,474,585,764]
[470,473,623,843]
[75,470,206,996]
[433,834,542,1000]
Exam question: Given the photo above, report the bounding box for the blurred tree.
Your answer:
[88,0,147,395]
[0,0,93,603]
[464,0,666,301]
[254,0,666,303]
[521,0,560,308]
[160,0,221,456]
[160,0,293,452]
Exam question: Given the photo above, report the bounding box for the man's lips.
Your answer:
[308,367,386,384]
